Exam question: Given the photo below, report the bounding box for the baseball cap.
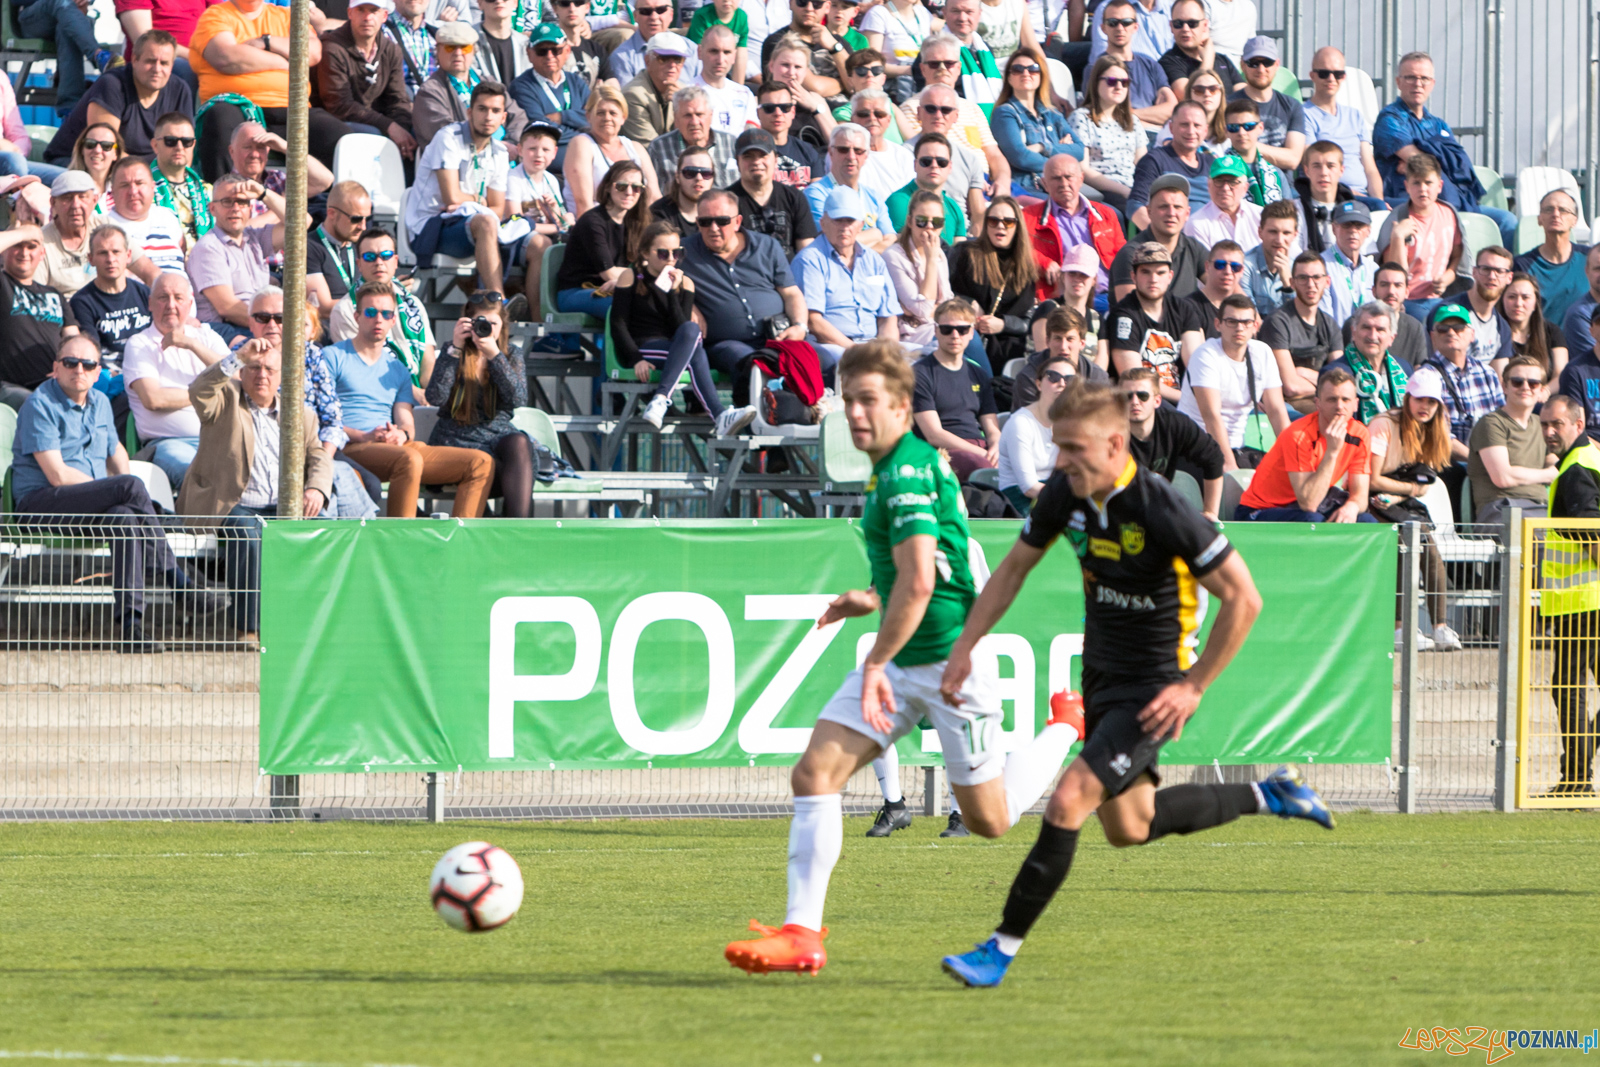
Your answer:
[1405,366,1448,403]
[1060,245,1099,277]
[529,22,565,46]
[1432,304,1472,328]
[523,120,563,141]
[734,128,776,156]
[1330,200,1372,226]
[823,185,866,220]
[1209,155,1249,181]
[50,170,97,197]
[1241,35,1279,62]
[436,21,476,46]
[1148,173,1191,199]
[646,32,693,57]
[348,0,393,9]
[1129,242,1172,267]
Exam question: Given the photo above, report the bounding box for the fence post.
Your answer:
[1483,0,1503,172]
[269,775,300,817]
[1380,0,1400,96]
[923,766,943,817]
[426,772,446,823]
[1494,506,1522,811]
[1398,521,1420,813]
[1283,0,1302,86]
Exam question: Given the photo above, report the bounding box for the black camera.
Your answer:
[471,315,494,338]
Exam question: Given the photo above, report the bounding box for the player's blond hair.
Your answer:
[839,341,916,405]
[1048,379,1129,428]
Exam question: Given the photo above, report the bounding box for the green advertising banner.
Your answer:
[259,520,1395,773]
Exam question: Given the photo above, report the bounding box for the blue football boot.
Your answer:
[1257,766,1336,829]
[941,937,1015,988]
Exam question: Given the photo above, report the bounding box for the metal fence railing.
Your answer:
[0,514,1526,820]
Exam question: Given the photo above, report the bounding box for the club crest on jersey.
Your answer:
[1120,522,1145,555]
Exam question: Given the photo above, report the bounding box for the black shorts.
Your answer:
[1079,668,1181,797]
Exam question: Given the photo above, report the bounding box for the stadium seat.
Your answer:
[968,467,999,490]
[1000,357,1026,378]
[1,0,56,110]
[509,406,607,499]
[1272,66,1303,102]
[1515,166,1591,242]
[1219,468,1251,519]
[1242,412,1276,453]
[412,405,439,445]
[747,363,820,439]
[0,403,16,493]
[23,124,54,163]
[1417,476,1496,562]
[538,242,602,330]
[1172,469,1205,510]
[818,410,870,515]
[1334,66,1380,137]
[1459,212,1503,266]
[1045,57,1075,110]
[1473,166,1509,212]
[127,460,175,513]
[332,133,406,227]
[1515,215,1544,255]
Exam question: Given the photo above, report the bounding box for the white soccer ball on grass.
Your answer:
[429,841,524,932]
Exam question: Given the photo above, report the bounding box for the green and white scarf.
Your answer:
[1341,342,1409,424]
[152,164,212,239]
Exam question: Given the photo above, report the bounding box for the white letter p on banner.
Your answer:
[488,596,603,759]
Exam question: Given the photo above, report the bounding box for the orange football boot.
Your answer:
[1048,690,1086,741]
[725,919,828,974]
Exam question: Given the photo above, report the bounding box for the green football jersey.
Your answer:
[862,433,976,666]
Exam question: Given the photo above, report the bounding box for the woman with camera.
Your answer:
[424,291,535,518]
[613,221,751,436]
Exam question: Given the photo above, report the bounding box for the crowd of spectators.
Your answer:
[0,0,1589,650]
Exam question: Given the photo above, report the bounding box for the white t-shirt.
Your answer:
[505,164,564,214]
[997,405,1057,493]
[861,143,915,204]
[695,75,760,134]
[405,122,511,240]
[121,322,231,439]
[861,2,932,67]
[101,206,186,274]
[1176,337,1281,447]
[1204,0,1258,61]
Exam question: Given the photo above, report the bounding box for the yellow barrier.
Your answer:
[1517,518,1600,807]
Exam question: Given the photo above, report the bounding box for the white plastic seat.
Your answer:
[1045,58,1075,111]
[333,133,405,224]
[1333,66,1380,138]
[127,460,175,513]
[1515,166,1591,243]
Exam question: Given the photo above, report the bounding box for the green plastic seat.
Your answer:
[1473,165,1509,212]
[2,0,53,54]
[511,406,604,494]
[1243,411,1276,453]
[1272,66,1302,102]
[539,243,603,330]
[24,123,55,162]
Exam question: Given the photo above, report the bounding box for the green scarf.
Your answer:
[152,165,212,239]
[195,93,265,147]
[386,290,430,384]
[1342,342,1408,424]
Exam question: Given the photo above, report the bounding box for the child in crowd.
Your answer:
[505,123,573,321]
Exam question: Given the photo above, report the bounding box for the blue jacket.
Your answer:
[991,99,1083,192]
[1373,98,1466,200]
[1559,348,1600,443]
[509,69,591,148]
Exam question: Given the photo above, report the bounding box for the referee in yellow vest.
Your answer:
[1539,395,1600,796]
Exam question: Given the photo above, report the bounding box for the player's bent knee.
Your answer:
[1103,823,1150,848]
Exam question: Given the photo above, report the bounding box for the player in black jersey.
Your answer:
[935,380,1334,988]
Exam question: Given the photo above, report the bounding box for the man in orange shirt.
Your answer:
[1234,367,1379,522]
[190,0,354,180]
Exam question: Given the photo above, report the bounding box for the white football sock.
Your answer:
[1002,722,1080,827]
[947,784,961,814]
[872,746,903,804]
[992,931,1024,956]
[785,793,843,931]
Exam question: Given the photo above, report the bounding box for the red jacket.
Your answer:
[1023,198,1126,301]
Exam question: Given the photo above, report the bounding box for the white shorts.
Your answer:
[816,661,1005,786]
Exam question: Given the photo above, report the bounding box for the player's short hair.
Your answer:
[470,80,508,108]
[1047,379,1128,426]
[1476,244,1514,265]
[1261,199,1299,224]
[1503,354,1547,382]
[1317,367,1356,394]
[357,227,396,252]
[1208,239,1243,260]
[1046,306,1086,338]
[845,48,886,75]
[1375,260,1410,283]
[88,224,128,252]
[1292,250,1326,273]
[1545,394,1586,425]
[1222,98,1259,120]
[933,297,978,322]
[1305,139,1344,160]
[109,155,151,184]
[134,29,177,57]
[839,340,916,403]
[1404,152,1442,181]
[154,111,193,133]
[756,80,793,101]
[1218,293,1256,316]
[1120,366,1160,388]
[354,280,397,307]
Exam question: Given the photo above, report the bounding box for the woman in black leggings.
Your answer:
[423,291,535,517]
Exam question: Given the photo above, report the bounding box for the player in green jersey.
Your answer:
[724,338,1087,977]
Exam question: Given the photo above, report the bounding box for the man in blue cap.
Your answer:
[791,185,905,377]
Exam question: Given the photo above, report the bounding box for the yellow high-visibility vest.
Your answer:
[1543,442,1600,616]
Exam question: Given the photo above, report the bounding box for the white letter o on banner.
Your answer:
[607,592,736,756]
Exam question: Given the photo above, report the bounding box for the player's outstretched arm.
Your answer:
[858,535,938,732]
[940,539,1049,705]
[1137,552,1262,742]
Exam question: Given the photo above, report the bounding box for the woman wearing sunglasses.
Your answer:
[563,84,660,217]
[884,189,953,352]
[649,148,717,239]
[991,49,1079,197]
[1068,56,1145,215]
[68,122,122,215]
[612,221,744,434]
[553,160,652,319]
[996,350,1071,514]
[425,290,536,518]
[949,196,1039,373]
[1157,67,1228,152]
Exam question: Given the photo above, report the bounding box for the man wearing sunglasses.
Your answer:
[755,82,824,186]
[726,127,818,256]
[849,87,915,204]
[1186,239,1246,339]
[509,24,591,167]
[1119,365,1225,517]
[604,2,701,86]
[1226,36,1303,171]
[1421,304,1504,491]
[902,36,1009,196]
[1299,48,1385,204]
[308,180,377,316]
[1221,99,1290,208]
[885,130,966,247]
[623,32,696,142]
[1372,50,1517,250]
[12,337,226,653]
[1087,0,1174,72]
[645,84,740,188]
[1091,0,1177,127]
[908,84,993,229]
[414,21,507,148]
[803,124,897,253]
[314,0,419,163]
[328,229,439,403]
[912,298,1000,482]
[187,173,288,345]
[44,29,191,166]
[1157,0,1240,100]
[1183,155,1262,254]
[792,185,904,374]
[149,114,211,247]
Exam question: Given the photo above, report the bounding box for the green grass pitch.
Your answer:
[2,812,1597,1066]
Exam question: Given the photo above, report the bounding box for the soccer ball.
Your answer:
[429,841,525,932]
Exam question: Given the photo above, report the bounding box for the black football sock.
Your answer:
[1145,783,1259,842]
[995,821,1079,941]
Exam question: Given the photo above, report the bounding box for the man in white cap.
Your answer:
[791,184,903,375]
[623,32,693,142]
[37,170,104,298]
[1227,35,1304,171]
[414,21,527,147]
[313,0,419,161]
[604,0,700,86]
